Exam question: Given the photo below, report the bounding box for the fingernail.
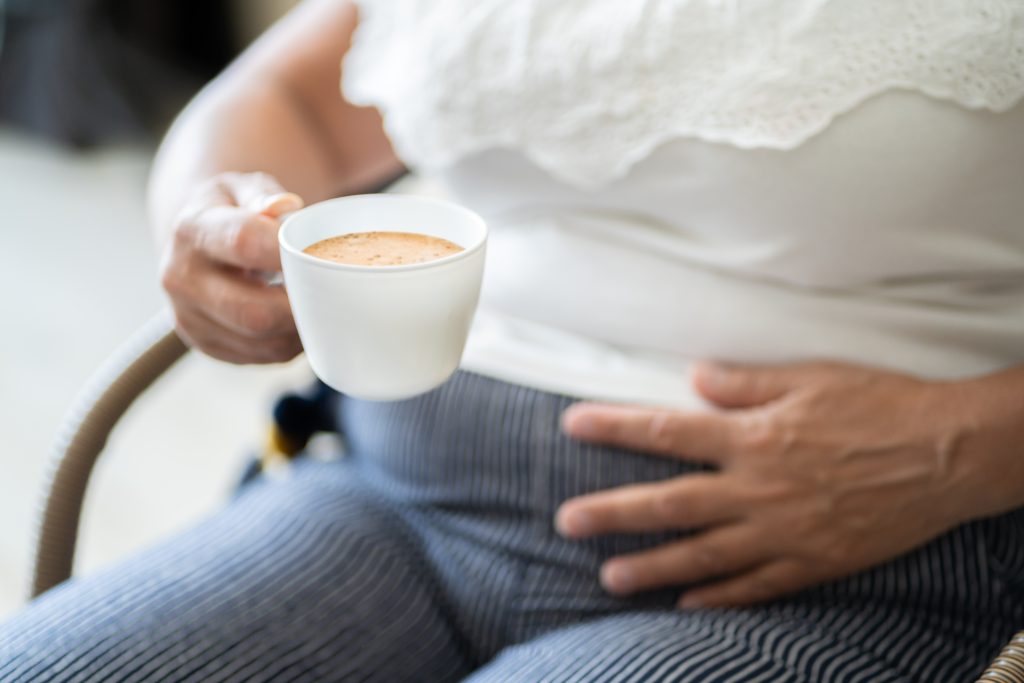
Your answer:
[678,594,703,609]
[695,362,729,390]
[565,413,597,438]
[555,507,592,537]
[260,192,303,216]
[601,562,634,594]
[574,416,597,437]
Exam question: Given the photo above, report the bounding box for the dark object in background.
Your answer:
[0,0,238,146]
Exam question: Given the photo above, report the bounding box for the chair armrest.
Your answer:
[977,632,1024,682]
[30,311,188,598]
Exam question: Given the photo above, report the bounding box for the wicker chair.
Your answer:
[27,312,1024,682]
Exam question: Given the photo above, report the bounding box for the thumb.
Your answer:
[692,362,795,409]
[228,172,305,218]
[258,192,304,219]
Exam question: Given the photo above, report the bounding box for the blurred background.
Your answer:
[0,0,314,619]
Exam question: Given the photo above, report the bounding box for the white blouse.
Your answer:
[343,0,1024,407]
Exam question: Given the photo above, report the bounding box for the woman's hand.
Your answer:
[556,361,992,608]
[160,172,305,364]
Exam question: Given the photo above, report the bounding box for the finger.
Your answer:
[600,525,772,597]
[191,207,285,272]
[677,559,809,608]
[173,305,255,362]
[561,403,736,463]
[199,265,298,339]
[258,192,304,219]
[555,474,738,537]
[166,257,297,339]
[692,361,800,409]
[223,172,304,217]
[191,328,301,365]
[174,303,302,364]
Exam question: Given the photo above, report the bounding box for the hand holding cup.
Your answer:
[160,172,305,364]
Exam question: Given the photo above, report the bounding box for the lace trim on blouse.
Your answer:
[344,0,1024,187]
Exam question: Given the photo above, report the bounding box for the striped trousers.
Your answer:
[1,372,1022,681]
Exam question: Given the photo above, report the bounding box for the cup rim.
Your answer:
[279,194,487,273]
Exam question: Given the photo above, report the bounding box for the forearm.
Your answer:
[147,75,339,249]
[146,0,401,252]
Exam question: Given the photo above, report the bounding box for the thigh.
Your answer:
[0,459,471,683]
[465,610,915,683]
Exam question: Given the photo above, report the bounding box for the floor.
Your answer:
[0,127,312,620]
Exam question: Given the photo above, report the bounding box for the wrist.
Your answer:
[935,366,1024,521]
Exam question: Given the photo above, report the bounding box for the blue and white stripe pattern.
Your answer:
[1,371,1020,681]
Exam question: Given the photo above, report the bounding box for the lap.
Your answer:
[0,459,470,683]
[3,369,1018,682]
[469,599,998,683]
[467,611,856,683]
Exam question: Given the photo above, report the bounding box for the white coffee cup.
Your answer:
[279,194,487,401]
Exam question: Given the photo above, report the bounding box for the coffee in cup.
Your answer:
[303,231,463,267]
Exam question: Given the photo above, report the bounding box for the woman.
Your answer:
[3,0,1023,681]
